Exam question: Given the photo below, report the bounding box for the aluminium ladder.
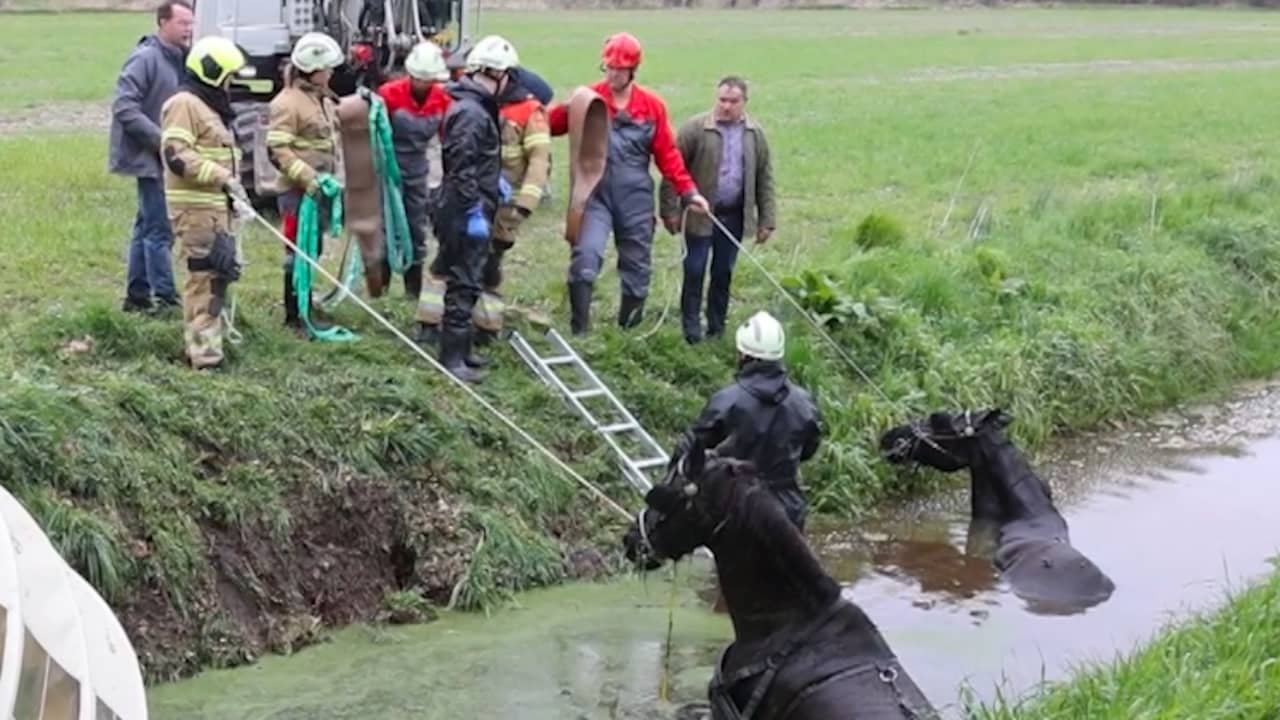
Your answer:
[509,329,669,494]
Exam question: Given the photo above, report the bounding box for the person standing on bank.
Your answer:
[548,32,710,336]
[659,76,776,345]
[435,35,520,384]
[109,0,194,314]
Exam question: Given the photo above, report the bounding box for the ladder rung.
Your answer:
[600,421,638,434]
[542,355,577,366]
[632,457,668,471]
[571,388,607,400]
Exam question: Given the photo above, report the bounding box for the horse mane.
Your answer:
[974,428,1056,518]
[711,459,841,611]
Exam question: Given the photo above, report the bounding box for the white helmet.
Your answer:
[405,41,449,82]
[466,35,519,73]
[735,311,785,361]
[291,32,344,73]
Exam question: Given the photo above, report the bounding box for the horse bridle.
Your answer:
[885,410,976,468]
[631,460,730,563]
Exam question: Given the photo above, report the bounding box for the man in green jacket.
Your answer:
[660,76,777,344]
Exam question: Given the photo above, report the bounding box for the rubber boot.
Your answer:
[441,327,485,384]
[284,270,334,335]
[404,263,423,300]
[414,322,440,346]
[283,271,301,329]
[569,281,592,336]
[618,294,646,329]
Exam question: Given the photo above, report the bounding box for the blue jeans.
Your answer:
[681,209,743,340]
[125,177,176,303]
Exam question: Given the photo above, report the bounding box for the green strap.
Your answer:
[367,92,414,274]
[294,174,359,342]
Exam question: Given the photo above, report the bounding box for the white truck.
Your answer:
[193,0,480,201]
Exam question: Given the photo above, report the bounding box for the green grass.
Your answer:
[5,5,1280,689]
[967,561,1280,719]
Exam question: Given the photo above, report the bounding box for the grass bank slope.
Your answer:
[5,8,1280,683]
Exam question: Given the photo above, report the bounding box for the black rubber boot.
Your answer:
[404,263,423,300]
[569,281,592,336]
[283,271,300,328]
[414,322,440,346]
[284,271,333,334]
[618,294,646,329]
[441,327,485,384]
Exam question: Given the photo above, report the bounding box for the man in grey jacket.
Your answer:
[109,1,193,314]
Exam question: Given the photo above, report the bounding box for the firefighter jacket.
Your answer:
[159,80,239,216]
[496,83,551,214]
[266,77,340,194]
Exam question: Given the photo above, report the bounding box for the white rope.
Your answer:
[635,205,694,342]
[234,201,633,522]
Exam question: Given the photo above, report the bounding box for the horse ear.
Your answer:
[686,443,707,479]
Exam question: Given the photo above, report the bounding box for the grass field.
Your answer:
[4,4,1280,706]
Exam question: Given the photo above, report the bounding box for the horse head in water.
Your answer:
[623,439,938,720]
[879,408,1115,614]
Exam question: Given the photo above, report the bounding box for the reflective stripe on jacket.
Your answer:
[266,78,340,193]
[499,96,551,213]
[160,91,238,212]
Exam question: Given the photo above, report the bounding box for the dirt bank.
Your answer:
[116,473,474,682]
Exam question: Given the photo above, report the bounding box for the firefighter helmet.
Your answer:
[735,311,786,361]
[602,32,642,69]
[291,32,344,73]
[185,36,246,88]
[467,35,519,73]
[406,41,449,81]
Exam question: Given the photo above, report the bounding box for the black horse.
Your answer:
[879,408,1115,614]
[624,441,938,720]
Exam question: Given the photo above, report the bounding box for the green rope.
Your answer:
[367,92,414,274]
[294,174,359,342]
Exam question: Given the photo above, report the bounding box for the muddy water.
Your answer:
[147,379,1280,719]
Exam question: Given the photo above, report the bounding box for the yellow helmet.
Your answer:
[186,36,246,88]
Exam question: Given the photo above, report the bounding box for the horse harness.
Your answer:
[707,598,928,720]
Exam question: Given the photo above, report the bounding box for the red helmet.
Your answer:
[602,32,642,69]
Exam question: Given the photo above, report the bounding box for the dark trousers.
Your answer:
[439,215,490,332]
[403,175,431,269]
[681,208,743,341]
[125,177,177,303]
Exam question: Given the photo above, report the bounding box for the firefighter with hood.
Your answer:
[472,54,553,346]
[435,35,519,384]
[266,31,345,334]
[671,310,823,530]
[548,32,710,335]
[159,35,250,370]
[378,40,452,300]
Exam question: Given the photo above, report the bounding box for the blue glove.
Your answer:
[498,176,513,204]
[466,204,490,240]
